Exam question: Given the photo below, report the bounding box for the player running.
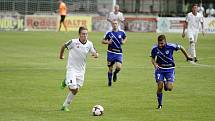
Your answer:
[59,27,98,111]
[102,20,127,87]
[151,35,192,110]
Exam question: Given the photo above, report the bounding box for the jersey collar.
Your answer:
[79,39,87,45]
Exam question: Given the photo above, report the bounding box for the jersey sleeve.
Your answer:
[89,42,97,54]
[185,14,189,22]
[122,31,126,39]
[170,43,181,51]
[104,32,110,40]
[64,40,73,50]
[175,44,182,51]
[151,47,156,58]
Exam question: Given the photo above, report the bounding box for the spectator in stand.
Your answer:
[198,3,205,17]
[107,4,125,30]
[98,4,109,16]
[206,3,215,17]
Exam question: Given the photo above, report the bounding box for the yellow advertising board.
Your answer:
[0,15,24,31]
[60,16,92,32]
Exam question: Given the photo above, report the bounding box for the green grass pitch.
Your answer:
[0,31,215,121]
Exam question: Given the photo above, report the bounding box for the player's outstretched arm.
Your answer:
[180,46,192,61]
[121,37,127,44]
[59,45,66,59]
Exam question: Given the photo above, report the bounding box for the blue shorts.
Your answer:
[154,68,175,83]
[107,52,123,64]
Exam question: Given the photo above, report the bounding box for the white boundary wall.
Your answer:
[0,14,215,33]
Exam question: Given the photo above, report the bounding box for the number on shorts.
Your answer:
[157,74,160,80]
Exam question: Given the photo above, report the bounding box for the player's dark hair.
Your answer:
[192,3,198,7]
[158,35,166,42]
[79,26,88,34]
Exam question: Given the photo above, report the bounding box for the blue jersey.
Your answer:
[151,43,181,69]
[104,30,126,53]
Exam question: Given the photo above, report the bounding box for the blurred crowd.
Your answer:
[198,3,215,17]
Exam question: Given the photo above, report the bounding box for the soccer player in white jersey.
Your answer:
[59,27,98,111]
[107,4,125,30]
[182,3,205,62]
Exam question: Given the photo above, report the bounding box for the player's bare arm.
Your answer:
[121,37,127,44]
[102,39,112,44]
[151,57,158,70]
[182,22,187,38]
[201,22,205,36]
[180,46,192,61]
[92,52,99,58]
[59,44,66,59]
[107,18,112,23]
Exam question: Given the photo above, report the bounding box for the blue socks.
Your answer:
[157,93,163,106]
[164,82,168,91]
[108,72,112,86]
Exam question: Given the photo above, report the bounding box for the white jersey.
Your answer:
[185,12,204,33]
[108,11,125,22]
[65,39,96,73]
[198,6,205,16]
[107,11,125,30]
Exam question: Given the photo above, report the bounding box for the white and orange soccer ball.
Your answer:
[92,105,104,116]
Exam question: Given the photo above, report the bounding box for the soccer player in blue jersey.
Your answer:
[102,20,127,86]
[151,35,192,110]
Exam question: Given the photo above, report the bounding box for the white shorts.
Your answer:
[66,70,85,90]
[187,32,198,43]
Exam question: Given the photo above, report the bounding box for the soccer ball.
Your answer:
[92,105,104,116]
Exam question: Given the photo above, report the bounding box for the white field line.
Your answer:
[1,64,214,71]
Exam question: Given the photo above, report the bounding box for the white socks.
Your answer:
[189,42,196,58]
[63,91,74,107]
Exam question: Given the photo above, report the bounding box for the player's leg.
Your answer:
[59,15,63,31]
[107,61,114,86]
[62,16,67,31]
[60,78,66,89]
[155,70,164,109]
[113,54,123,82]
[193,33,199,62]
[188,33,196,62]
[59,22,62,31]
[157,81,164,109]
[107,52,115,86]
[164,69,175,91]
[61,71,78,111]
[113,61,122,82]
[163,80,168,91]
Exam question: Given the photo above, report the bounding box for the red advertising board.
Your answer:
[25,15,58,31]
